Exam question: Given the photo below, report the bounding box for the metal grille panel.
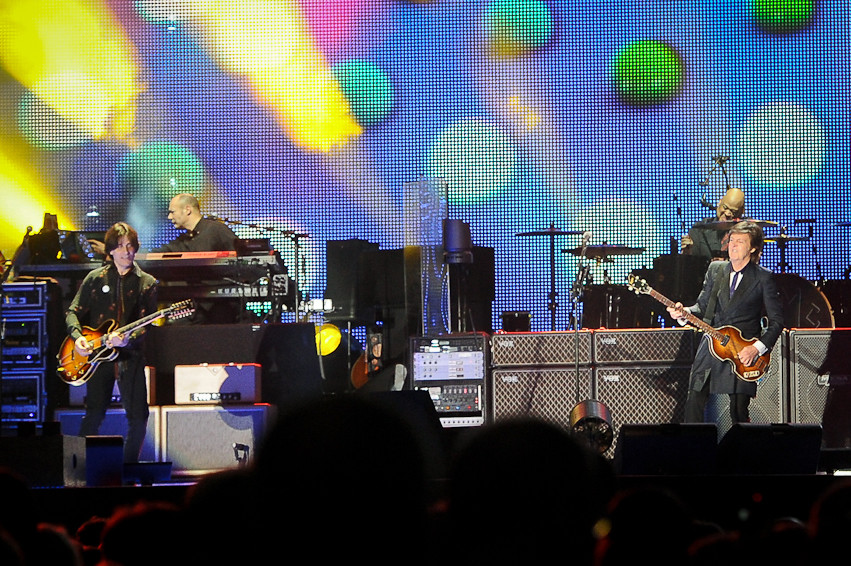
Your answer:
[593,328,698,365]
[490,367,593,427]
[594,365,692,458]
[490,331,592,367]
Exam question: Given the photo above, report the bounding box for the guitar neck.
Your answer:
[114,308,170,337]
[646,288,724,341]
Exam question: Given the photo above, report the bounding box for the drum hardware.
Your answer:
[515,222,584,331]
[765,225,810,274]
[561,244,646,260]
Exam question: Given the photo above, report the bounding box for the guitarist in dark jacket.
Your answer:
[65,222,158,462]
[667,221,784,424]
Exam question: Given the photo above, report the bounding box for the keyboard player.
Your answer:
[152,193,238,253]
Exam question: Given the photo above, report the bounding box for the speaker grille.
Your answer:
[595,365,691,457]
[593,328,698,365]
[161,404,274,475]
[490,367,593,426]
[490,332,592,367]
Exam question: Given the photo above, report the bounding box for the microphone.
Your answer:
[712,155,729,165]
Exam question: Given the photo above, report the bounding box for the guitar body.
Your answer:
[706,325,770,382]
[57,320,119,386]
[56,299,195,386]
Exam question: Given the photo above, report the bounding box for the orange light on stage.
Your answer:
[0,0,142,147]
[180,0,362,152]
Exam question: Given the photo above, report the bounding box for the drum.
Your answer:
[819,280,851,328]
[773,274,834,329]
[501,311,531,332]
[581,284,647,329]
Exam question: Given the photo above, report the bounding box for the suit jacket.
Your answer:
[685,260,784,395]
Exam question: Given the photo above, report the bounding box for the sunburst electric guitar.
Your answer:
[57,299,195,386]
[627,274,769,382]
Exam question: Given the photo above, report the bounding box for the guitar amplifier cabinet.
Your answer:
[54,406,161,462]
[160,403,275,476]
[490,331,592,367]
[706,331,787,441]
[788,328,851,448]
[594,365,692,458]
[490,367,593,427]
[174,363,261,404]
[593,328,698,365]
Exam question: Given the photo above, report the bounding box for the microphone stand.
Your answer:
[207,215,308,321]
[569,234,591,409]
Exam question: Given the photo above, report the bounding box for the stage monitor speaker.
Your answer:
[594,365,692,458]
[593,328,698,365]
[160,404,275,476]
[789,328,851,448]
[705,330,787,441]
[63,435,125,487]
[490,331,592,367]
[54,407,161,462]
[613,423,718,475]
[717,423,822,475]
[324,239,379,325]
[490,367,593,428]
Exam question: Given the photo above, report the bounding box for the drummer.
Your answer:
[681,187,745,260]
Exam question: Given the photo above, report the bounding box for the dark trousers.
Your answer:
[684,379,750,424]
[79,356,149,462]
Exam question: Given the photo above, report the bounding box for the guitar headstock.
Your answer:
[167,299,196,321]
[627,274,651,295]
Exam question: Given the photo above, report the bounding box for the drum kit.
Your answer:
[515,223,647,330]
[515,217,848,330]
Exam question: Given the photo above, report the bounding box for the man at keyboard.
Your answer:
[152,193,238,253]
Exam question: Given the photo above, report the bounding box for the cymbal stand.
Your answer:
[546,224,558,331]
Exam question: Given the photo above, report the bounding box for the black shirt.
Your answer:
[65,262,158,355]
[152,218,238,253]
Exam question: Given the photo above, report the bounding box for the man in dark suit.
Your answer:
[667,221,784,423]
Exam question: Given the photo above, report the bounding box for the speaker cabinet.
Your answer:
[717,423,822,474]
[705,330,788,440]
[613,423,718,475]
[54,407,161,462]
[160,404,275,476]
[324,239,379,325]
[490,367,593,426]
[490,331,592,367]
[593,328,698,365]
[66,366,156,407]
[788,328,851,448]
[594,365,692,457]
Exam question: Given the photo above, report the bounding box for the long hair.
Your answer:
[729,220,764,263]
[104,222,139,255]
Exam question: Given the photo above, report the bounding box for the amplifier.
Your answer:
[788,328,851,448]
[1,371,43,423]
[593,328,697,365]
[0,314,47,369]
[160,404,275,476]
[490,367,593,427]
[594,365,692,458]
[410,334,487,428]
[174,363,261,404]
[490,331,592,367]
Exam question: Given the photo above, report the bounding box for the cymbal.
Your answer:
[692,218,779,230]
[765,234,808,243]
[837,221,851,227]
[516,227,584,237]
[562,245,645,258]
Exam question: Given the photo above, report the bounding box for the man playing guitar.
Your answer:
[64,222,158,463]
[667,221,784,424]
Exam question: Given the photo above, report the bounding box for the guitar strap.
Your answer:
[702,263,730,325]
